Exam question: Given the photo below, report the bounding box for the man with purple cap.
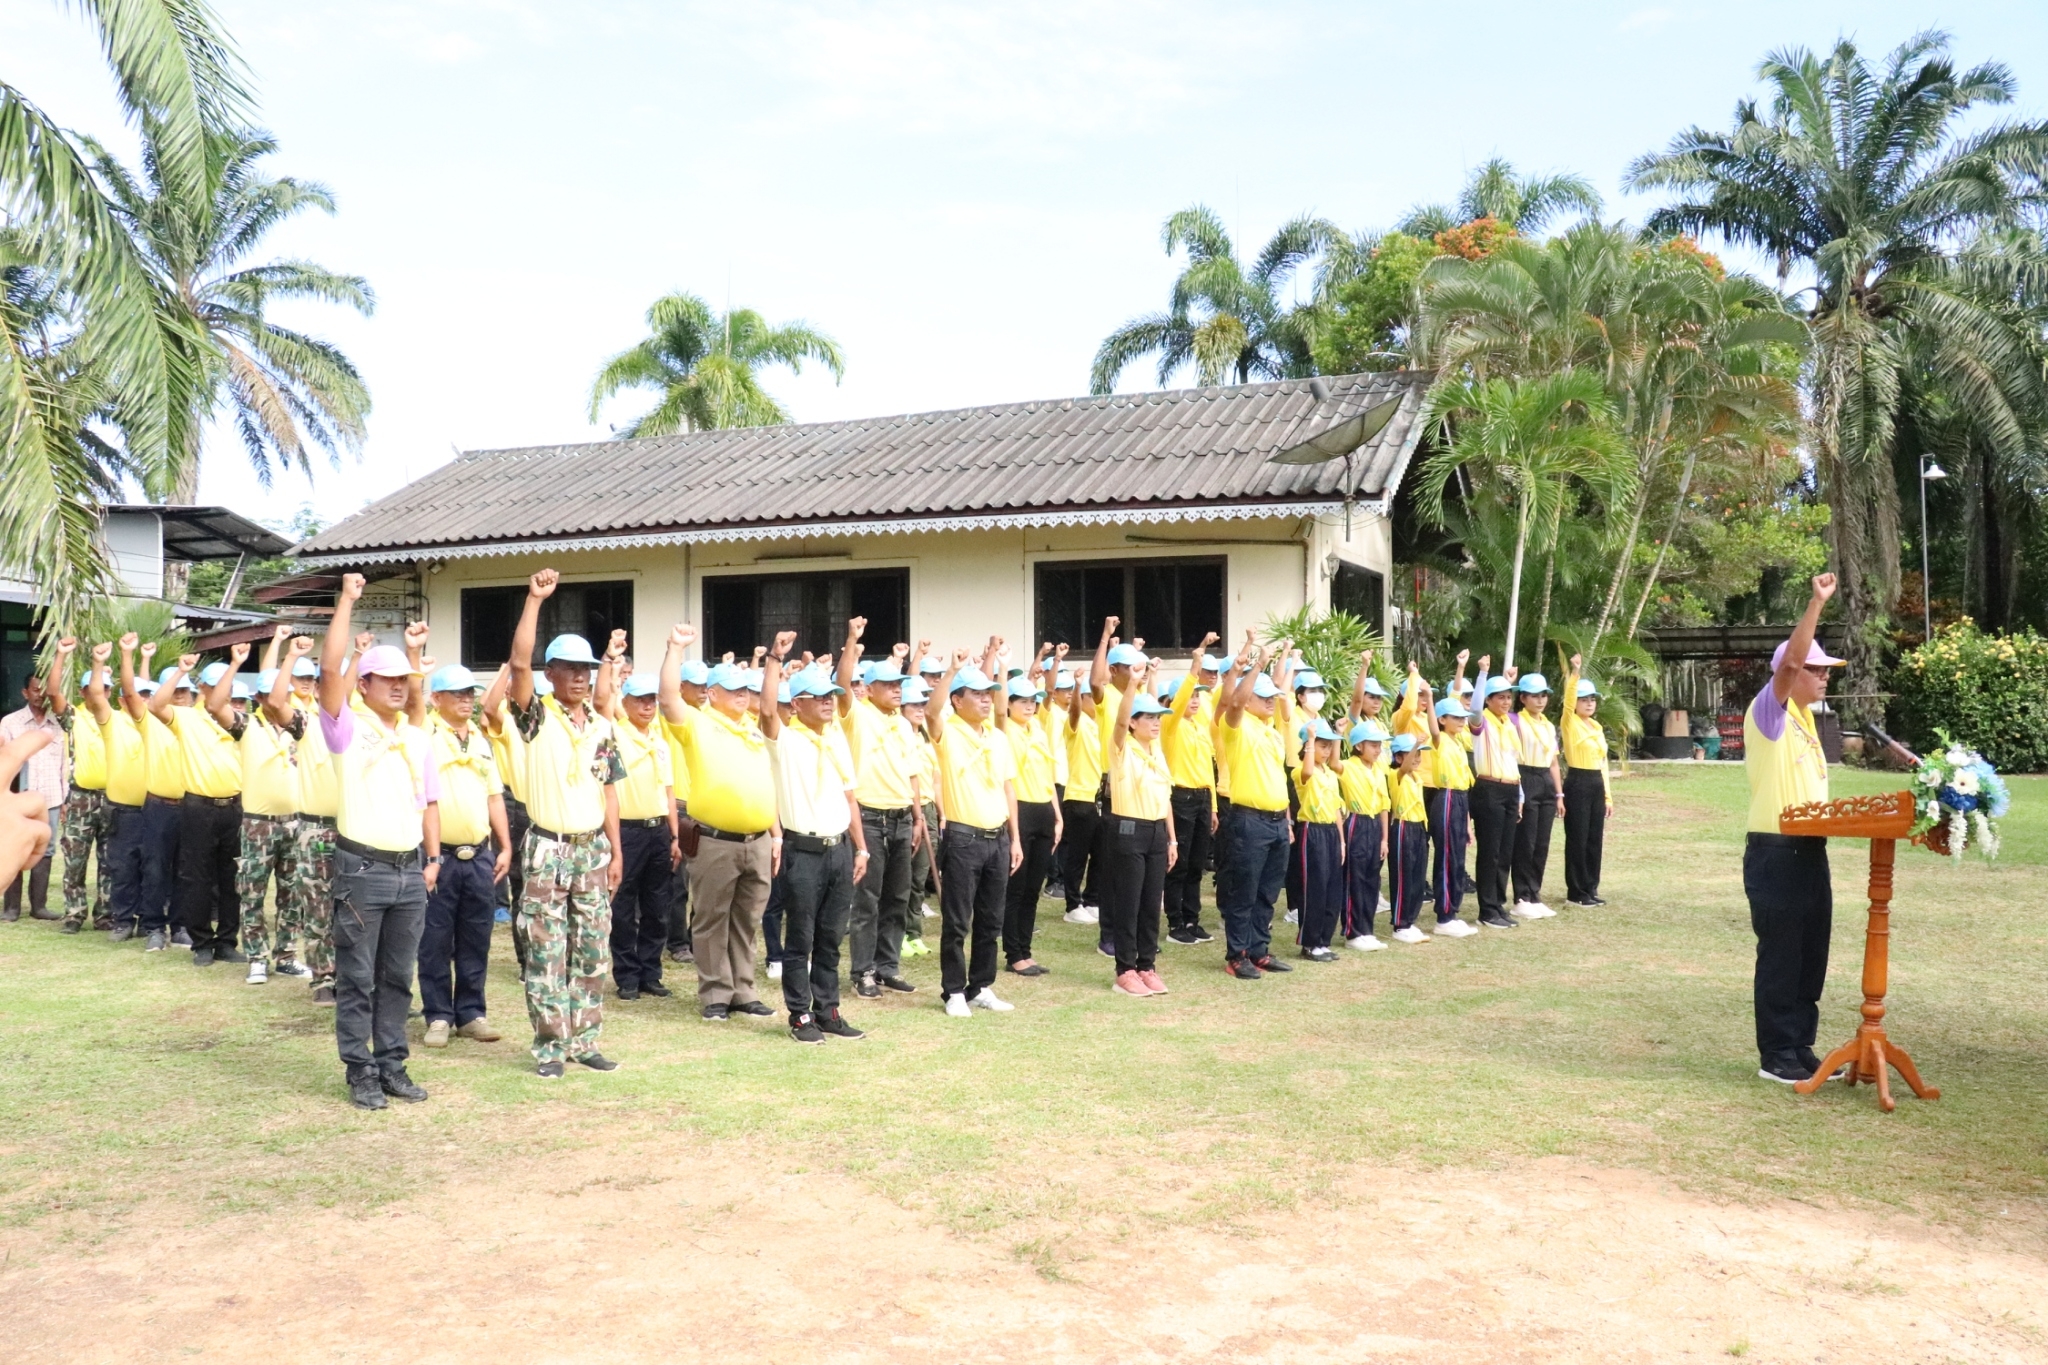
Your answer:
[318,573,442,1110]
[1745,572,1845,1086]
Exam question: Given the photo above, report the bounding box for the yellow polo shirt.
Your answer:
[1108,735,1171,821]
[1065,699,1104,797]
[1339,755,1388,817]
[1425,727,1474,791]
[842,698,920,810]
[325,707,435,853]
[68,712,107,791]
[170,705,240,799]
[100,710,146,807]
[1162,674,1216,790]
[936,713,1016,830]
[662,704,694,807]
[1003,715,1056,805]
[1094,681,1124,771]
[1218,712,1287,813]
[612,716,673,821]
[429,716,501,847]
[486,700,529,806]
[514,694,622,837]
[1390,768,1427,823]
[1561,710,1612,795]
[1294,764,1344,824]
[238,713,299,817]
[1744,687,1828,834]
[680,704,776,835]
[142,711,186,800]
[1513,712,1560,770]
[296,707,339,818]
[1470,708,1524,783]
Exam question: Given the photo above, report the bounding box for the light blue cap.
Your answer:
[428,664,478,694]
[776,682,793,704]
[1130,693,1168,716]
[917,654,946,674]
[1482,677,1514,698]
[900,678,932,704]
[1251,674,1280,699]
[230,678,255,701]
[136,679,159,695]
[950,666,996,694]
[533,676,554,697]
[1106,643,1146,667]
[291,657,320,679]
[1349,720,1389,745]
[256,668,280,693]
[1434,697,1468,718]
[197,661,230,686]
[1157,677,1178,698]
[1294,670,1326,692]
[1074,675,1092,695]
[1516,672,1550,694]
[678,661,710,686]
[1575,679,1600,699]
[1360,677,1389,698]
[1005,677,1044,700]
[867,661,908,685]
[1389,733,1420,754]
[707,663,749,691]
[1200,653,1229,672]
[157,666,195,691]
[855,661,877,685]
[1453,677,1475,695]
[789,669,843,699]
[1309,718,1340,741]
[543,634,600,666]
[742,669,765,693]
[621,673,660,698]
[1053,668,1075,690]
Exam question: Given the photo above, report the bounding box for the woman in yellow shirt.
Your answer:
[1509,673,1564,918]
[1557,651,1614,908]
[1106,666,1176,997]
[1000,675,1061,977]
[899,677,939,958]
[1292,717,1346,962]
[1384,734,1431,944]
[1339,720,1389,951]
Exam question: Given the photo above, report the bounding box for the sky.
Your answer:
[10,0,2047,532]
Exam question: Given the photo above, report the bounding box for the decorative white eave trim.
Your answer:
[292,499,1390,569]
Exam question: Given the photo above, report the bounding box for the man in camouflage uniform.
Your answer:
[236,633,316,980]
[59,789,113,929]
[288,645,342,1004]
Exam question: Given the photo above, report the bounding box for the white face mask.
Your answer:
[1301,690,1327,712]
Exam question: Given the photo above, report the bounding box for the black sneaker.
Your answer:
[1167,926,1201,945]
[1478,913,1518,929]
[856,971,882,999]
[1302,947,1339,963]
[1226,956,1262,981]
[574,1053,619,1072]
[536,1061,565,1078]
[380,1067,428,1102]
[878,974,916,994]
[616,985,640,1000]
[1096,942,1115,958]
[347,1070,388,1110]
[171,927,193,948]
[818,1010,865,1040]
[1189,925,1215,943]
[731,1000,775,1018]
[1587,896,1608,906]
[1252,955,1293,973]
[214,947,250,964]
[191,946,216,967]
[789,1012,826,1045]
[1757,1055,1813,1085]
[1798,1046,1849,1080]
[702,1004,729,1021]
[60,919,82,935]
[640,982,672,997]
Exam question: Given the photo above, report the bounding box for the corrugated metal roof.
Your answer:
[297,371,1431,557]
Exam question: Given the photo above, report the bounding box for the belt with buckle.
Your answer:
[448,843,484,861]
[299,813,336,828]
[621,815,668,829]
[182,793,239,808]
[945,821,1004,841]
[696,823,766,844]
[336,834,423,869]
[529,822,604,844]
[782,830,845,854]
[145,793,181,808]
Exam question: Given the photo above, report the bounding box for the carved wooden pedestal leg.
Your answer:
[1793,837,1940,1110]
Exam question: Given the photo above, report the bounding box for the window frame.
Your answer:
[1031,554,1228,660]
[697,565,911,663]
[457,577,636,670]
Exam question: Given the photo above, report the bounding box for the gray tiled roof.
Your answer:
[296,371,1430,558]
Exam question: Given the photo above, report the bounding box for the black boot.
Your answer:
[347,1067,388,1110]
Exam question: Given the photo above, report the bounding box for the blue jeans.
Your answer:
[1217,805,1287,960]
[331,848,427,1075]
[420,847,496,1026]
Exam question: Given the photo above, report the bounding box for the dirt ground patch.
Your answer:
[5,1141,2043,1364]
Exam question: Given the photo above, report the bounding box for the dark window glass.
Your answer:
[459,579,635,668]
[701,568,909,663]
[1033,557,1225,657]
[1330,561,1384,636]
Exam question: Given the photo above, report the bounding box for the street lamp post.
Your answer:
[1918,454,1948,643]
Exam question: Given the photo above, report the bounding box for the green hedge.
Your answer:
[1890,620,2048,772]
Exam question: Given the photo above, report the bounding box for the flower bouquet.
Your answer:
[1911,731,2008,861]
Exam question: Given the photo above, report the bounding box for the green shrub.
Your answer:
[1890,619,2048,772]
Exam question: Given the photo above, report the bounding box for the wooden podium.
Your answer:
[1777,791,1940,1111]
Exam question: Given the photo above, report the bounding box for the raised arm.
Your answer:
[1112,658,1146,753]
[83,642,113,725]
[508,569,558,710]
[595,628,627,719]
[760,631,795,740]
[981,635,1003,682]
[206,642,251,727]
[319,574,365,716]
[118,635,145,719]
[1347,646,1373,727]
[267,637,309,726]
[1772,572,1837,704]
[927,647,969,740]
[835,617,865,717]
[1089,615,1116,694]
[657,624,696,724]
[258,623,289,679]
[1452,647,1470,692]
[45,638,76,718]
[150,654,195,721]
[402,622,430,728]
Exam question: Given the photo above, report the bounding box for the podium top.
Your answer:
[1779,790,1914,838]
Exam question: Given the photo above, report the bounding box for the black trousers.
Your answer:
[1343,814,1384,938]
[1107,815,1167,974]
[1513,768,1559,904]
[609,821,673,990]
[1388,818,1429,930]
[1424,786,1470,924]
[176,795,241,953]
[1057,794,1105,911]
[420,847,495,1025]
[779,839,855,1016]
[851,805,916,979]
[1744,834,1832,1064]
[1468,778,1520,920]
[1216,804,1288,960]
[1164,786,1213,930]
[330,847,427,1076]
[500,793,533,970]
[1294,820,1345,949]
[939,827,1008,999]
[4,849,52,915]
[1003,800,1056,963]
[1562,767,1607,901]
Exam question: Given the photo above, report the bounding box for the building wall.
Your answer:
[411,510,1392,661]
[103,511,164,599]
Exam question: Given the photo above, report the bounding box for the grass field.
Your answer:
[2,763,2044,1266]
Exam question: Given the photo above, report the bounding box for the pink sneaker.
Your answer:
[1112,970,1153,997]
[1138,969,1168,995]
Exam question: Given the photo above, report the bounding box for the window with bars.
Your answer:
[1033,557,1226,657]
[701,567,910,663]
[460,579,635,669]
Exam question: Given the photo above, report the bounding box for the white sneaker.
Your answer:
[1526,901,1557,918]
[1511,900,1541,919]
[1283,910,1299,926]
[1063,907,1092,925]
[1391,926,1429,944]
[1346,934,1386,952]
[1433,919,1478,938]
[969,988,1014,1012]
[921,901,938,919]
[1378,897,1391,914]
[1079,904,1100,924]
[944,993,972,1018]
[767,961,783,981]
[245,960,268,985]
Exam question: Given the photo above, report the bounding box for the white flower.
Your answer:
[1922,800,1939,818]
[1952,770,1980,796]
[1918,768,1941,786]
[1946,746,1970,766]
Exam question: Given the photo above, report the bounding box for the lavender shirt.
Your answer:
[1749,683,1789,742]
[319,706,443,809]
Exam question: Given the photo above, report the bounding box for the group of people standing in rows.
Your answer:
[3,568,1618,1108]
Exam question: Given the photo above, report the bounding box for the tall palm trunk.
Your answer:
[1503,486,1533,670]
[1534,492,1564,662]
[1625,446,1701,640]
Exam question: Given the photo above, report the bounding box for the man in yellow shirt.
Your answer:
[319,574,443,1110]
[834,618,927,998]
[43,640,112,931]
[660,624,780,1024]
[289,642,342,1003]
[1162,633,1223,946]
[100,635,159,944]
[1746,572,1844,1086]
[927,644,1023,1016]
[224,632,308,983]
[662,658,709,967]
[599,648,679,1004]
[1057,674,1107,927]
[1214,629,1296,979]
[419,663,512,1049]
[151,650,247,966]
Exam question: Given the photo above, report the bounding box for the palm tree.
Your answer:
[1414,370,1634,670]
[1626,31,2048,714]
[1399,158,1604,238]
[87,126,373,501]
[1090,206,1333,393]
[589,292,844,436]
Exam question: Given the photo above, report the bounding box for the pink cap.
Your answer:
[358,645,420,678]
[1771,638,1845,671]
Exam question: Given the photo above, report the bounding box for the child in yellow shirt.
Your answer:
[1339,720,1390,950]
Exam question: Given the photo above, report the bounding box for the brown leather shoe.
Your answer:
[457,1017,502,1042]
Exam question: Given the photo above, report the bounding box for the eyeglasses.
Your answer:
[1801,666,1834,681]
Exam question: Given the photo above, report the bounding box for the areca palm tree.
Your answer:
[589,291,845,436]
[1399,158,1604,238]
[1626,31,2048,713]
[1090,206,1333,393]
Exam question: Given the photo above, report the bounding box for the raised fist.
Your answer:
[607,628,629,659]
[1570,653,1583,672]
[846,617,867,641]
[229,642,252,664]
[272,623,293,644]
[119,632,139,652]
[951,647,971,667]
[668,623,697,649]
[287,636,314,657]
[354,632,376,656]
[176,653,200,673]
[1812,572,1838,601]
[1103,616,1120,635]
[56,636,77,656]
[1200,631,1220,649]
[403,621,430,651]
[528,569,559,599]
[773,631,797,659]
[1476,655,1490,674]
[138,641,157,660]
[1455,648,1470,667]
[340,573,366,602]
[91,642,112,664]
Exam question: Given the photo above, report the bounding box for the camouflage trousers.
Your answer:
[290,817,338,989]
[237,814,301,962]
[518,827,613,1064]
[59,787,112,926]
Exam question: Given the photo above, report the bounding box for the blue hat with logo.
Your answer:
[428,664,479,694]
[678,660,710,686]
[291,657,320,679]
[1360,676,1389,698]
[867,661,907,685]
[1200,653,1229,672]
[1130,692,1168,716]
[1434,696,1468,718]
[1516,672,1550,695]
[1575,678,1600,699]
[543,634,600,666]
[706,662,749,692]
[900,678,931,705]
[1309,718,1340,741]
[1349,719,1389,745]
[1294,669,1326,692]
[1004,676,1044,700]
[1481,676,1514,698]
[1106,643,1146,667]
[950,666,996,694]
[789,669,843,699]
[1251,674,1280,699]
[1388,732,1420,754]
[917,654,946,675]
[158,665,195,691]
[621,673,660,698]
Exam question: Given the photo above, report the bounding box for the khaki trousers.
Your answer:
[687,834,772,1007]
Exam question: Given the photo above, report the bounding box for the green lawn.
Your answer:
[3,764,2044,1259]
